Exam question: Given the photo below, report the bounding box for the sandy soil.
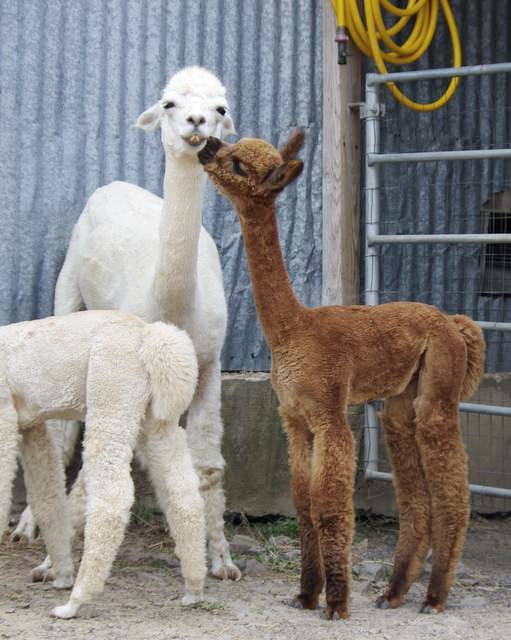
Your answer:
[0,514,510,640]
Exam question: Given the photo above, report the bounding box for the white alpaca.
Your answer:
[0,310,205,619]
[12,66,241,581]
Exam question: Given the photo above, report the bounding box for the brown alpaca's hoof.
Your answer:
[419,603,441,614]
[376,595,391,609]
[420,602,444,615]
[420,592,445,614]
[288,593,318,610]
[376,592,402,609]
[322,603,349,620]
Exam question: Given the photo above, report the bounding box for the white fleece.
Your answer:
[0,310,205,619]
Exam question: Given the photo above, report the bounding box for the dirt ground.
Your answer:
[0,513,510,640]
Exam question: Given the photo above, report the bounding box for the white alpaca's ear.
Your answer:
[221,114,237,138]
[135,103,164,131]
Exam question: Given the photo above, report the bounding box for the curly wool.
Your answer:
[0,310,205,619]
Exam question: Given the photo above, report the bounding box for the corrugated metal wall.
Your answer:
[366,0,511,372]
[2,1,509,373]
[0,0,323,371]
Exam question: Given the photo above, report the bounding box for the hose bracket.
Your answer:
[349,102,386,119]
[335,27,349,65]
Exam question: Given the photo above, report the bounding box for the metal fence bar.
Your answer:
[364,86,381,308]
[367,62,511,84]
[367,400,511,417]
[365,468,511,499]
[477,321,511,332]
[365,402,511,477]
[363,64,511,501]
[368,233,511,244]
[368,149,511,165]
[364,404,380,475]
[460,402,511,417]
[363,74,381,477]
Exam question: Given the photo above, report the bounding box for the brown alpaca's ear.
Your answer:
[263,159,304,194]
[279,128,305,161]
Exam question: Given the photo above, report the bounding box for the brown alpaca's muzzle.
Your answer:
[198,137,224,165]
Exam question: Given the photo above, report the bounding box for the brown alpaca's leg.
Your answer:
[309,413,355,620]
[283,411,324,609]
[412,333,470,614]
[377,384,431,609]
[414,400,469,613]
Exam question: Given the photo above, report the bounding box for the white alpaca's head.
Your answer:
[135,66,235,157]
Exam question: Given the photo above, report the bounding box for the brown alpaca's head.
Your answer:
[198,129,304,212]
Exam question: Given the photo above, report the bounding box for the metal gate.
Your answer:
[363,63,511,500]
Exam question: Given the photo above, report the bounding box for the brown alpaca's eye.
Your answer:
[216,106,226,116]
[163,101,175,109]
[232,158,247,177]
[262,167,275,183]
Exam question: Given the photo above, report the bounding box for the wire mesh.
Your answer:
[363,69,511,511]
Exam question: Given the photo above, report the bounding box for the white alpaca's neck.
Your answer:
[153,150,206,324]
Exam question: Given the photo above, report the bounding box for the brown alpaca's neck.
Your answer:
[239,203,303,347]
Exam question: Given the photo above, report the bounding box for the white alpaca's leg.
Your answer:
[185,360,240,581]
[54,420,81,467]
[0,388,20,540]
[51,422,139,619]
[14,238,84,544]
[140,421,206,604]
[9,504,37,543]
[14,230,87,546]
[52,333,148,619]
[19,423,74,589]
[67,468,87,534]
[32,468,87,583]
[11,419,80,544]
[53,227,86,316]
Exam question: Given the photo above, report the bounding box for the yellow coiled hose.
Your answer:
[331,0,462,111]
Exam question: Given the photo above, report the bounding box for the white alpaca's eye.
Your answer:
[216,106,226,116]
[163,101,175,110]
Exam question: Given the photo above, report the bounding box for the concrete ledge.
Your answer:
[221,373,366,516]
[221,373,292,515]
[10,373,511,521]
[221,373,511,516]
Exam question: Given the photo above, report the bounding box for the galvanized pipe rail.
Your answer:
[365,468,511,499]
[369,149,511,165]
[363,62,511,500]
[368,233,511,245]
[366,62,511,84]
[460,402,511,417]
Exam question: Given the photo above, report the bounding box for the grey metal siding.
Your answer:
[366,0,511,372]
[0,0,323,371]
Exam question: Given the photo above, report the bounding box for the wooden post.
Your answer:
[322,0,362,306]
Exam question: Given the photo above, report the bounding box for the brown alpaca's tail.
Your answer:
[451,315,486,399]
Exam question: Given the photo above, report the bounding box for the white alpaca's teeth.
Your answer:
[188,134,204,147]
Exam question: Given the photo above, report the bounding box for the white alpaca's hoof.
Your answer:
[52,558,75,590]
[10,530,33,544]
[181,590,204,606]
[50,599,80,619]
[11,513,37,544]
[210,560,242,582]
[31,555,54,583]
[53,574,75,590]
[31,565,55,583]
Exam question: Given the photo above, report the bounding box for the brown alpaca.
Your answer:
[199,130,485,620]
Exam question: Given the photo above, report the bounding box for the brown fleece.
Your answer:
[199,129,485,618]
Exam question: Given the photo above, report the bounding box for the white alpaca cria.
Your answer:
[0,311,205,619]
[12,67,241,581]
